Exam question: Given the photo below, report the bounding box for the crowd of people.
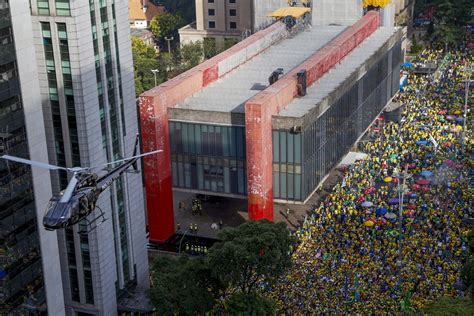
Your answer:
[269,50,473,313]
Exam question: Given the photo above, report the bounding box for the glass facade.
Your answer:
[169,41,402,202]
[91,0,131,288]
[301,42,401,199]
[0,0,47,313]
[169,122,247,195]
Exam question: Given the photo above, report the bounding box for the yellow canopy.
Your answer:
[363,0,391,8]
[268,7,311,19]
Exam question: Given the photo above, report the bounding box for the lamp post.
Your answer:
[151,69,159,86]
[462,65,471,153]
[178,230,188,254]
[164,36,174,55]
[394,165,411,293]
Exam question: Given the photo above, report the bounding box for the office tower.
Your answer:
[26,0,148,314]
[179,0,287,47]
[0,0,64,314]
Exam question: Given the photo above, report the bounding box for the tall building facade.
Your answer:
[24,0,148,314]
[179,0,287,47]
[0,0,64,314]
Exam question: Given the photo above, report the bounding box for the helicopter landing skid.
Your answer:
[78,206,107,235]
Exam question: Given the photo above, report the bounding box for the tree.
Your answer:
[151,0,196,24]
[207,220,294,296]
[131,37,162,96]
[225,291,276,315]
[430,0,474,48]
[461,228,474,298]
[423,297,474,315]
[150,12,183,41]
[179,41,203,70]
[148,256,216,315]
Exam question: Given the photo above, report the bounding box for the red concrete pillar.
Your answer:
[245,102,274,221]
[139,96,175,243]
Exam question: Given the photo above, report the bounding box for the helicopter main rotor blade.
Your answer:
[1,155,70,171]
[89,150,162,170]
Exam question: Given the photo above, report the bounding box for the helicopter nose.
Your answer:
[43,216,64,230]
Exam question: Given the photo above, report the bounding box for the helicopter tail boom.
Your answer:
[132,134,139,171]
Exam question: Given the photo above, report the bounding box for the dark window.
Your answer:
[229,0,236,3]
[208,0,214,3]
[229,21,237,29]
[229,9,236,16]
[208,21,215,28]
[208,8,215,16]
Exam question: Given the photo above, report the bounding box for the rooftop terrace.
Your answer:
[175,25,347,114]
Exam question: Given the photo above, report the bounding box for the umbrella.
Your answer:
[404,210,415,218]
[443,141,453,147]
[416,140,428,145]
[421,186,430,192]
[384,176,393,183]
[412,184,421,190]
[392,177,399,183]
[444,159,455,167]
[389,198,400,205]
[420,170,433,177]
[455,117,464,123]
[385,212,397,220]
[437,109,447,115]
[446,115,455,121]
[416,178,431,185]
[362,201,374,207]
[364,187,376,194]
[376,207,388,216]
[357,196,365,202]
[401,62,413,68]
[453,282,468,291]
[461,217,474,225]
[450,127,459,133]
[406,204,416,210]
[454,110,462,115]
[364,220,375,227]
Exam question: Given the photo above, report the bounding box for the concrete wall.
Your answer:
[10,1,65,315]
[140,21,287,242]
[244,11,380,221]
[253,0,287,31]
[312,0,363,26]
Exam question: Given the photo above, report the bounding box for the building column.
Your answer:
[139,96,175,242]
[245,101,274,221]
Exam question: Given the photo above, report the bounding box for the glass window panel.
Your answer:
[236,128,244,159]
[280,172,287,199]
[197,164,204,189]
[295,134,301,163]
[184,163,191,188]
[273,130,279,162]
[295,174,301,200]
[169,122,175,152]
[188,124,195,153]
[171,162,178,186]
[222,127,229,156]
[195,124,201,154]
[237,168,244,194]
[273,171,280,199]
[182,123,188,153]
[178,162,184,187]
[288,133,294,163]
[279,131,286,163]
[224,167,230,193]
[287,173,294,199]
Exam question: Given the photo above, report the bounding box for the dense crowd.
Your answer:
[269,50,473,313]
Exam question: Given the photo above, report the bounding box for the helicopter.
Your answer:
[0,135,161,233]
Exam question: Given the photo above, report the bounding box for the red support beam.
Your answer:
[244,12,380,221]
